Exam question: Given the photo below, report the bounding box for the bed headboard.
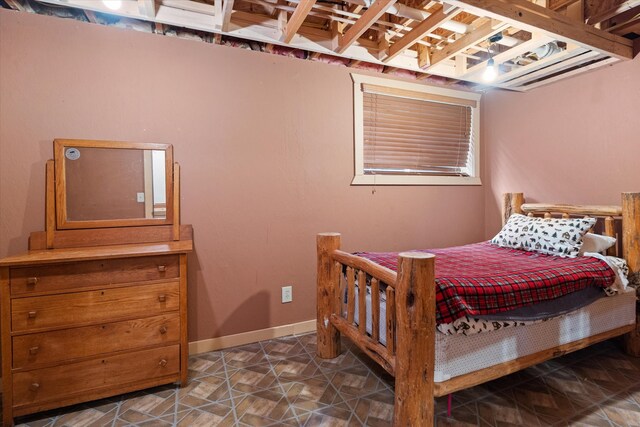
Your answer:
[502,192,640,287]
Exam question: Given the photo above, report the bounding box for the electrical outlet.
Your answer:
[281,286,293,303]
[137,192,145,203]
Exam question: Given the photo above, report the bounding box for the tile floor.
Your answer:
[7,333,640,426]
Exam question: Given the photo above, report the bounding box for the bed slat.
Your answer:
[371,278,380,342]
[331,250,397,288]
[604,216,617,256]
[346,267,355,323]
[358,270,366,334]
[386,287,396,355]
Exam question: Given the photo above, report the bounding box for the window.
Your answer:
[352,74,481,186]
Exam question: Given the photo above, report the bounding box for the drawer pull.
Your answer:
[159,325,168,334]
[27,277,38,286]
[159,359,168,367]
[30,383,40,391]
[28,311,37,319]
[158,294,167,303]
[157,265,167,272]
[29,346,40,355]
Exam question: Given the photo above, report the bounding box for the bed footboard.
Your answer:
[316,233,437,425]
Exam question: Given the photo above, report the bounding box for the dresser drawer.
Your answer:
[13,314,180,369]
[10,255,180,295]
[13,345,180,407]
[12,281,179,332]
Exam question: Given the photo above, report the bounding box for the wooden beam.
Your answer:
[336,0,397,54]
[339,4,364,33]
[606,14,640,35]
[586,1,640,24]
[138,0,156,18]
[4,0,26,10]
[214,0,222,26]
[154,22,166,34]
[417,43,431,68]
[428,19,507,68]
[278,8,288,34]
[384,7,463,63]
[549,0,581,10]
[282,0,317,43]
[445,0,634,59]
[221,0,235,32]
[84,10,99,23]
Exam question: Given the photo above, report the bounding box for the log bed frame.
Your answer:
[316,192,640,426]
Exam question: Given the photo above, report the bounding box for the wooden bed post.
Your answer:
[394,252,436,426]
[317,233,342,359]
[622,192,640,357]
[502,192,524,225]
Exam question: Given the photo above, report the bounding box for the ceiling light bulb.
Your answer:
[103,0,122,10]
[483,57,498,82]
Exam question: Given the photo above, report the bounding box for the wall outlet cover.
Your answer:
[281,286,292,303]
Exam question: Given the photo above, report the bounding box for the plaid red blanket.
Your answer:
[356,241,616,324]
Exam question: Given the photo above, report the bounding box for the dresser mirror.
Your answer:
[54,139,174,229]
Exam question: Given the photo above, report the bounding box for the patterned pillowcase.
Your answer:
[491,214,596,258]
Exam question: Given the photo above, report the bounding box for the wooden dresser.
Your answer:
[0,139,193,426]
[0,240,192,424]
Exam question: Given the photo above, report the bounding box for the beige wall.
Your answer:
[0,9,485,341]
[482,54,640,239]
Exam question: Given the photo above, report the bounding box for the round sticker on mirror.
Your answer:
[65,148,81,160]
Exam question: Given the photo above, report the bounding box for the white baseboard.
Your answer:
[188,319,316,355]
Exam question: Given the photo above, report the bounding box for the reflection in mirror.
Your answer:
[64,147,167,221]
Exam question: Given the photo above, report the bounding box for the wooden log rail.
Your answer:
[328,248,398,375]
[317,233,437,425]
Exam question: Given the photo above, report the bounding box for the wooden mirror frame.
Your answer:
[53,139,174,230]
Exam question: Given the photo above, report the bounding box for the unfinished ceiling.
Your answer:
[3,0,639,91]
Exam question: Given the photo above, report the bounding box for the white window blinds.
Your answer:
[362,84,475,177]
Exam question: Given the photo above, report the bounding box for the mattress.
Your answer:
[352,286,636,382]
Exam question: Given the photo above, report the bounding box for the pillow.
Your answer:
[491,214,596,258]
[578,233,616,256]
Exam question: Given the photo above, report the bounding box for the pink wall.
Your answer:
[482,55,640,239]
[0,9,485,341]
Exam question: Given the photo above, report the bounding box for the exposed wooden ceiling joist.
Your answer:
[138,0,156,18]
[383,6,463,62]
[220,0,235,32]
[586,1,639,24]
[4,0,26,11]
[21,0,639,92]
[336,0,398,54]
[444,0,634,59]
[427,18,507,69]
[282,0,317,43]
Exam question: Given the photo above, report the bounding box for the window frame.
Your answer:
[351,73,482,186]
